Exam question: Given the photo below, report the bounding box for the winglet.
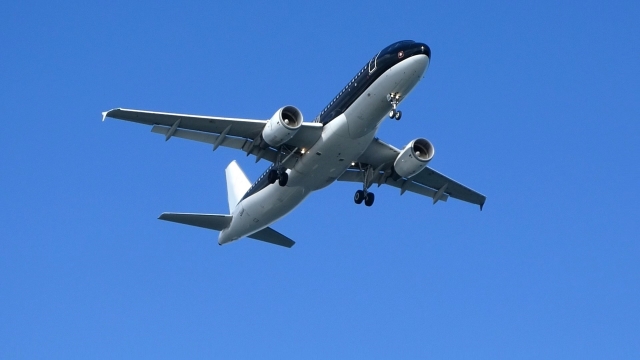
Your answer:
[480,201,485,211]
[102,108,118,122]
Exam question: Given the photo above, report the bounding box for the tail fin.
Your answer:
[225,160,252,212]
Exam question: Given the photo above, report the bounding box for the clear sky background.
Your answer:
[1,0,639,358]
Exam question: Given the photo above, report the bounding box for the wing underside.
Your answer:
[343,138,486,209]
[103,108,323,168]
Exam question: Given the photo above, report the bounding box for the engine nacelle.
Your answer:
[262,105,303,147]
[393,138,435,178]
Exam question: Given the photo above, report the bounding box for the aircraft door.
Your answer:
[368,52,380,74]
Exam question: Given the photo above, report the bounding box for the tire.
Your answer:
[395,110,402,120]
[268,169,278,184]
[278,171,289,187]
[364,192,375,207]
[354,190,364,204]
[389,109,396,119]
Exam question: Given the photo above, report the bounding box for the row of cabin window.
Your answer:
[320,64,367,116]
[248,164,274,191]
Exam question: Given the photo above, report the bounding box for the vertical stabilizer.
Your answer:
[225,160,252,212]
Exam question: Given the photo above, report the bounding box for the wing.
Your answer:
[102,108,323,168]
[339,138,487,209]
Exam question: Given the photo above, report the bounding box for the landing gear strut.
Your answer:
[387,93,402,120]
[353,164,375,207]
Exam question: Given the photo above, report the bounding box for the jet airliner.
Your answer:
[103,40,486,247]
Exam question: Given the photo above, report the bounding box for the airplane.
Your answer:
[103,40,486,248]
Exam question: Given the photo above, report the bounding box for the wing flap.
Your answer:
[247,227,295,248]
[150,125,299,168]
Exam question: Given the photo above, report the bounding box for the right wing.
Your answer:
[339,138,486,209]
[102,108,323,168]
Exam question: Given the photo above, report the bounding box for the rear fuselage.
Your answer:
[219,41,431,244]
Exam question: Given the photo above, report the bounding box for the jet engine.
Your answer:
[262,106,303,147]
[393,138,435,178]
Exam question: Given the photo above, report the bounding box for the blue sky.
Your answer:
[1,0,639,358]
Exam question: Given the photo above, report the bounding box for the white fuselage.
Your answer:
[218,54,429,244]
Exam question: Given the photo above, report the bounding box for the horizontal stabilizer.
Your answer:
[159,213,232,231]
[248,227,295,248]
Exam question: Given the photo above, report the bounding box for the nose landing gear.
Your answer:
[387,93,402,120]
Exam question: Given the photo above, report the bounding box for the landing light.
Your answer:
[351,162,355,166]
[301,148,306,154]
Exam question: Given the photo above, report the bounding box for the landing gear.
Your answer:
[389,109,402,120]
[354,189,375,206]
[387,93,402,120]
[268,169,288,186]
[268,169,278,184]
[278,171,288,187]
[353,164,376,206]
[268,147,291,187]
[364,192,375,206]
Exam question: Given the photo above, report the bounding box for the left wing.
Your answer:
[102,108,323,167]
[339,138,486,209]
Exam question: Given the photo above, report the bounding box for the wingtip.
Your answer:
[101,108,121,122]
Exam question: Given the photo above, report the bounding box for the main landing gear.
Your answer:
[353,164,375,207]
[268,146,291,187]
[268,168,288,187]
[354,189,375,207]
[387,93,402,120]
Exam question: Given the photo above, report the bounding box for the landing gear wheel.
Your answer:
[268,169,278,184]
[394,110,402,120]
[389,109,397,119]
[364,192,375,207]
[278,172,289,187]
[354,190,365,204]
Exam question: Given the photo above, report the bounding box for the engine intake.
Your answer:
[393,138,435,178]
[262,105,303,147]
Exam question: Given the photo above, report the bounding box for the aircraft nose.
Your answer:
[416,42,431,60]
[412,53,430,76]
